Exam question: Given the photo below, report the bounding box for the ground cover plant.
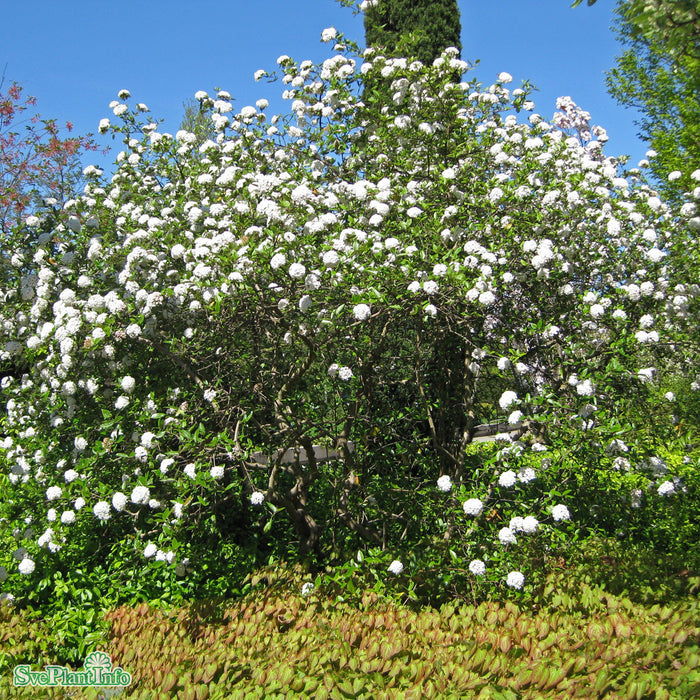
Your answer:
[0,1,699,689]
[1,562,699,699]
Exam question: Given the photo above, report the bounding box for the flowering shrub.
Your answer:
[0,28,699,608]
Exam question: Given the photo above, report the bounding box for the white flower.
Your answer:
[499,391,519,411]
[18,559,35,575]
[638,367,656,383]
[437,475,453,492]
[299,295,312,312]
[60,510,75,525]
[184,463,197,479]
[498,72,513,83]
[517,467,536,483]
[498,527,517,545]
[270,253,286,270]
[590,303,605,318]
[112,492,128,511]
[630,489,643,508]
[353,304,371,321]
[657,481,675,496]
[607,439,629,454]
[469,559,486,576]
[422,280,439,296]
[665,392,675,402]
[289,263,306,280]
[143,543,157,558]
[552,504,570,521]
[499,470,517,488]
[338,366,353,381]
[463,498,483,516]
[497,357,511,371]
[93,501,111,521]
[388,560,404,575]
[203,388,217,403]
[301,582,315,596]
[323,250,339,267]
[648,456,667,475]
[321,27,337,42]
[130,485,150,504]
[115,396,130,410]
[521,516,539,533]
[489,187,504,203]
[646,248,666,263]
[613,457,631,471]
[250,491,265,505]
[576,379,595,396]
[210,465,224,479]
[510,516,525,532]
[479,291,496,306]
[406,207,422,218]
[506,571,525,589]
[140,432,156,449]
[46,486,62,501]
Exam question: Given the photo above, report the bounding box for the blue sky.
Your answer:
[2,0,645,171]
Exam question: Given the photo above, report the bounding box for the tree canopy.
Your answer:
[574,0,700,64]
[605,1,700,199]
[0,80,97,235]
[363,0,462,64]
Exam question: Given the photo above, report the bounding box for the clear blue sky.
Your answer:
[2,0,645,171]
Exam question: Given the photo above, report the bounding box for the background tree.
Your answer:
[574,0,700,199]
[363,0,462,64]
[574,0,700,62]
[179,96,218,147]
[0,77,97,235]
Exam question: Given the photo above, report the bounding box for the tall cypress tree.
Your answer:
[364,0,462,64]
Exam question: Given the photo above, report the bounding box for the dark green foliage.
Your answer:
[364,0,462,64]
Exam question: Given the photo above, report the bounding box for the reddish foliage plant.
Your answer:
[0,80,99,232]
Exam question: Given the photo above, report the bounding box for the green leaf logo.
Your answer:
[83,651,112,670]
